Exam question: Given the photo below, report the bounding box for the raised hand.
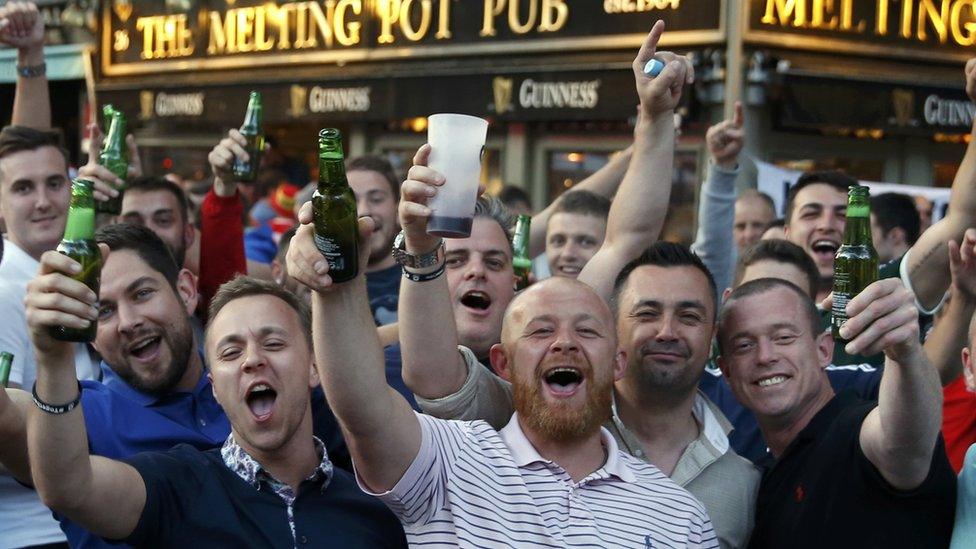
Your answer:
[633,20,695,119]
[77,124,121,205]
[838,278,921,360]
[706,101,745,170]
[286,202,375,292]
[399,144,444,254]
[948,228,976,299]
[24,245,107,356]
[0,2,44,51]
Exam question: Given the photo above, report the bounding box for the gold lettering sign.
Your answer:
[760,0,976,47]
[101,0,728,76]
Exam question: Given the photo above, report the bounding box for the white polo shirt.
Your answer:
[0,238,100,549]
[364,412,718,548]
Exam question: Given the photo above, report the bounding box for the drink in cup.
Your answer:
[425,113,488,238]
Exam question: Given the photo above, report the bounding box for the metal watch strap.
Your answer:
[16,63,46,78]
[32,380,82,415]
[393,231,444,269]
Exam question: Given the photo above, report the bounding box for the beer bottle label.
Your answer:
[832,268,853,331]
[314,233,346,272]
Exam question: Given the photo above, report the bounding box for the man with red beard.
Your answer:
[287,242,716,545]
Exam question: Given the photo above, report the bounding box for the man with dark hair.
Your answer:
[25,274,406,548]
[871,192,921,264]
[0,223,350,548]
[0,126,102,394]
[118,176,193,266]
[345,155,404,325]
[497,185,532,216]
[717,277,955,548]
[546,189,612,278]
[81,130,248,312]
[0,2,78,545]
[732,239,820,294]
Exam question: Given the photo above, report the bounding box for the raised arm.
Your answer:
[2,2,50,129]
[691,103,745,295]
[396,144,468,398]
[840,278,943,490]
[528,146,633,258]
[906,59,976,311]
[198,130,249,310]
[579,21,692,301]
[925,229,976,386]
[25,249,145,540]
[286,206,420,493]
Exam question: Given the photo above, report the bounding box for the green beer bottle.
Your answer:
[312,129,359,283]
[102,104,116,132]
[233,91,264,182]
[832,185,879,340]
[512,214,532,291]
[97,110,129,215]
[50,179,102,343]
[0,351,12,388]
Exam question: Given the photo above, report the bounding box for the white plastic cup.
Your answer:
[426,113,489,238]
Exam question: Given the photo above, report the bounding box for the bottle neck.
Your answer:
[64,191,96,241]
[318,154,348,190]
[512,221,530,258]
[242,105,262,131]
[103,117,126,152]
[842,202,872,246]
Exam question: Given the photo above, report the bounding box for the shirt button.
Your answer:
[199,419,207,426]
[299,535,309,544]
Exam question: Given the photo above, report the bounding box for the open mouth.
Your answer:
[460,290,492,311]
[544,367,583,395]
[755,375,789,388]
[556,264,582,277]
[246,383,277,422]
[128,336,161,362]
[810,239,839,260]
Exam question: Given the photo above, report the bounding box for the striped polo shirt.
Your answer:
[362,412,718,548]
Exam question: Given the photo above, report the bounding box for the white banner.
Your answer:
[755,159,950,223]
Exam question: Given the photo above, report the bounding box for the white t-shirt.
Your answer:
[0,239,100,548]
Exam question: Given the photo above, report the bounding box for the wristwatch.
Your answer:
[392,231,445,270]
[16,63,46,78]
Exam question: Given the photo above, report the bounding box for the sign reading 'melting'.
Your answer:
[748,0,976,59]
[100,0,724,75]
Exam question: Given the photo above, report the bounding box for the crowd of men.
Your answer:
[2,1,976,548]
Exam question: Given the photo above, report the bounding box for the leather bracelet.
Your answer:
[402,262,446,283]
[16,62,46,78]
[32,381,82,415]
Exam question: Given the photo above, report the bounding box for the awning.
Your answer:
[0,43,88,83]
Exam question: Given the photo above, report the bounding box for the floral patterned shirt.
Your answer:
[221,435,334,547]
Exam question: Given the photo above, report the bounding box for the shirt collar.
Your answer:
[0,239,39,282]
[609,390,732,456]
[221,434,334,493]
[100,353,209,407]
[499,413,636,483]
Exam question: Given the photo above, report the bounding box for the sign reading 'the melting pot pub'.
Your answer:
[100,0,725,75]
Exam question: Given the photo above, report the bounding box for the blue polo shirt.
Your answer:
[700,362,883,462]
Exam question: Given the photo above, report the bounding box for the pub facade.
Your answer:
[11,0,973,237]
